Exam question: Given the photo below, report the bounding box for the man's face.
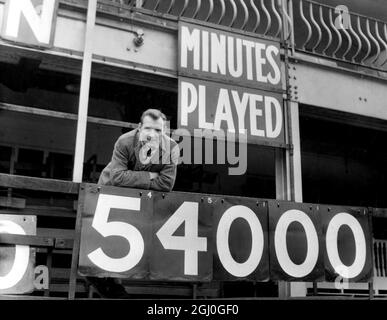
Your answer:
[138,115,165,147]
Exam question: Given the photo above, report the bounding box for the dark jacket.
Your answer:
[98,129,179,192]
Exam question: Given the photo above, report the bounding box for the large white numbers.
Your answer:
[156,202,207,275]
[326,212,366,279]
[216,205,264,277]
[88,194,145,273]
[274,209,319,278]
[0,220,30,290]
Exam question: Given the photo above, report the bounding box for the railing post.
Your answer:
[73,0,97,183]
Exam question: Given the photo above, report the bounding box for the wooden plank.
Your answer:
[38,228,75,238]
[372,208,387,218]
[0,196,26,209]
[0,102,136,129]
[0,173,79,194]
[0,234,54,247]
[55,238,74,249]
[69,184,86,299]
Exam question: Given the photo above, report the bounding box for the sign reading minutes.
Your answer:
[178,21,284,146]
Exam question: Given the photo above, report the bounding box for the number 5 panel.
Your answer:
[78,184,153,279]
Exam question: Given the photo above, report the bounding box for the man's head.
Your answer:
[138,109,167,145]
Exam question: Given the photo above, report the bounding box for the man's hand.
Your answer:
[149,172,159,180]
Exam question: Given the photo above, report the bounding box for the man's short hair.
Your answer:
[140,109,167,124]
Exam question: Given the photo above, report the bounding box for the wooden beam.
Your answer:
[0,196,26,209]
[0,173,79,194]
[0,102,137,129]
[0,234,54,247]
[73,0,98,183]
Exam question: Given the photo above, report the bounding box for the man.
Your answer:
[99,108,179,191]
[89,109,179,298]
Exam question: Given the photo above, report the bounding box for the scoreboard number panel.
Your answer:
[77,184,373,283]
[78,184,153,279]
[0,214,36,294]
[150,193,213,281]
[320,206,373,282]
[269,201,325,281]
[212,198,269,281]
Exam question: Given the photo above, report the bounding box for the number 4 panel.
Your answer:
[150,193,213,281]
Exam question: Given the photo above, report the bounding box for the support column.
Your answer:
[288,101,308,297]
[72,0,97,183]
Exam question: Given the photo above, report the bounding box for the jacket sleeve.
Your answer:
[150,143,180,192]
[109,138,151,189]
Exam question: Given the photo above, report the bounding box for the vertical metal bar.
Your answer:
[193,283,198,299]
[341,18,352,60]
[383,242,386,277]
[217,0,226,24]
[229,0,237,27]
[299,0,312,50]
[289,0,295,55]
[261,0,271,35]
[154,0,161,11]
[44,247,53,297]
[135,0,144,8]
[367,208,375,299]
[329,8,342,58]
[205,0,214,21]
[349,16,362,62]
[312,282,318,295]
[193,0,201,19]
[7,147,18,199]
[281,0,293,41]
[72,0,97,183]
[358,17,371,64]
[239,0,249,30]
[319,6,332,56]
[375,241,380,277]
[68,184,85,300]
[366,19,380,65]
[289,101,302,203]
[309,3,321,53]
[373,21,385,66]
[250,0,260,32]
[380,24,387,67]
[180,0,189,17]
[272,0,282,38]
[166,0,175,14]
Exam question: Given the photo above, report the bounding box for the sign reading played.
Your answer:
[1,0,59,48]
[178,21,285,146]
[79,184,373,283]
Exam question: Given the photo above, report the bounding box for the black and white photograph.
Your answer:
[0,0,386,316]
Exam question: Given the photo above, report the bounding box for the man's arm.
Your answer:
[150,144,180,192]
[109,138,152,189]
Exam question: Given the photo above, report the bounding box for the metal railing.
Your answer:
[292,0,387,70]
[65,0,387,71]
[374,239,387,277]
[141,0,290,39]
[95,0,293,40]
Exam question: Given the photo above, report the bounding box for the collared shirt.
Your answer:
[98,129,179,191]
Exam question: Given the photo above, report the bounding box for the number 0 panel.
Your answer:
[0,214,36,295]
[320,205,373,282]
[268,201,325,281]
[78,184,153,279]
[212,198,270,281]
